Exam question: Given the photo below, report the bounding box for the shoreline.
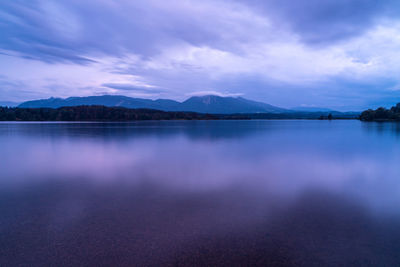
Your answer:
[0,106,359,122]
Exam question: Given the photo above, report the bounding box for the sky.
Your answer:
[1,0,400,110]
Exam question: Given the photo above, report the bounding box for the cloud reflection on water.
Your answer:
[1,120,400,265]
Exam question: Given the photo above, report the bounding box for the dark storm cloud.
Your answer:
[0,1,96,63]
[0,0,230,64]
[243,0,400,44]
[1,0,398,63]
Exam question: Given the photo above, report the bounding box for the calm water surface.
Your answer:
[1,120,400,266]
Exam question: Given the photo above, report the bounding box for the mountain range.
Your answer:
[291,106,336,112]
[0,101,20,107]
[18,95,288,114]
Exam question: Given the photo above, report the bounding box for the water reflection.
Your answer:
[0,121,400,266]
[361,121,400,138]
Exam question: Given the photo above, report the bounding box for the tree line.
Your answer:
[360,103,400,121]
[0,106,222,121]
[0,105,361,121]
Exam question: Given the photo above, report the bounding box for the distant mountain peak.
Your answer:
[0,101,20,107]
[187,95,228,105]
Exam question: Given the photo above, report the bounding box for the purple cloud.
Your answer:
[1,0,400,109]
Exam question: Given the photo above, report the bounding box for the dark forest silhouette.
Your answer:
[0,105,358,121]
[360,103,400,121]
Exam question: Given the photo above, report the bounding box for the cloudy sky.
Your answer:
[1,0,400,110]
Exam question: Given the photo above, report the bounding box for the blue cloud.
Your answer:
[1,0,400,109]
[239,0,400,44]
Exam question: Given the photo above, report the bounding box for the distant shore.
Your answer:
[0,105,361,121]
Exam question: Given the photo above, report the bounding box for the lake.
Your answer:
[1,120,400,266]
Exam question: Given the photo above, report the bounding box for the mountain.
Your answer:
[18,95,286,114]
[291,106,336,112]
[179,95,286,113]
[18,95,180,111]
[0,101,20,107]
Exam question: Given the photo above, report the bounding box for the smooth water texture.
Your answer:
[1,120,400,266]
